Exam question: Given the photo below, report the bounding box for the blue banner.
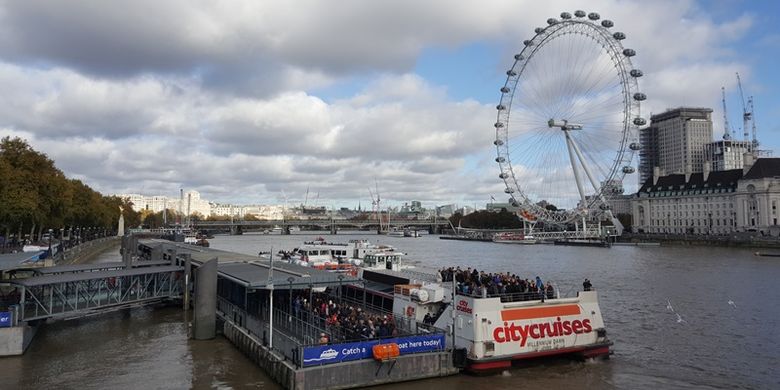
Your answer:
[302,333,445,367]
[0,311,11,328]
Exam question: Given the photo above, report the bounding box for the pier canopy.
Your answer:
[218,261,361,290]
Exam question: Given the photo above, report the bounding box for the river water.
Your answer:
[2,233,778,389]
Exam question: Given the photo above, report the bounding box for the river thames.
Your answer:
[2,233,778,389]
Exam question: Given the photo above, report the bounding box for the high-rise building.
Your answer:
[705,139,753,171]
[639,124,659,184]
[640,107,713,179]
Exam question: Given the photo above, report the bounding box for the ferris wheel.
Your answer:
[494,10,644,229]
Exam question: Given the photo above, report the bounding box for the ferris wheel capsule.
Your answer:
[524,39,534,46]
[514,54,524,60]
[630,142,641,151]
[494,139,504,146]
[574,10,586,17]
[499,172,508,179]
[633,118,647,126]
[601,20,614,28]
[534,27,544,34]
[613,32,626,40]
[623,48,636,57]
[633,92,647,101]
[622,166,636,174]
[630,69,643,77]
[500,86,510,93]
[588,12,600,20]
[561,12,572,19]
[547,18,558,25]
[496,104,506,110]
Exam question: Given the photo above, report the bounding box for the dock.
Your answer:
[138,240,459,390]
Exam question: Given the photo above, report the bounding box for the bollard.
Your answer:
[193,257,218,340]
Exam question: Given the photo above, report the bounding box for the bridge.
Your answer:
[192,218,450,235]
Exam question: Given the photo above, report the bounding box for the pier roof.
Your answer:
[33,260,171,275]
[139,239,361,289]
[12,265,183,287]
[0,251,44,271]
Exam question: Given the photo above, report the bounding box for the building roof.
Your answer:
[638,169,743,194]
[743,158,780,180]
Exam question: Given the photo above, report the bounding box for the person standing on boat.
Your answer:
[583,278,592,291]
[536,276,545,301]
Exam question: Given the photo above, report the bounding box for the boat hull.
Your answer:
[465,342,612,373]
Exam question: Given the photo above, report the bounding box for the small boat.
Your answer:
[554,239,610,248]
[195,238,210,247]
[754,251,780,257]
[493,232,537,244]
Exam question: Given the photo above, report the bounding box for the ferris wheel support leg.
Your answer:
[564,130,588,208]
[568,133,624,237]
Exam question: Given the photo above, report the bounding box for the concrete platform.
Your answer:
[0,324,38,356]
[222,320,459,390]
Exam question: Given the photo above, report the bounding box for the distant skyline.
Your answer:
[1,0,778,207]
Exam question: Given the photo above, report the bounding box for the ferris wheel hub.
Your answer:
[547,119,583,130]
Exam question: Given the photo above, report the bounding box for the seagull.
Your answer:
[728,300,737,308]
[666,299,674,312]
[675,313,687,324]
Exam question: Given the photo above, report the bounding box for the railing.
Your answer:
[216,295,444,367]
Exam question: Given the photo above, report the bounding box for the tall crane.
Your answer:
[735,72,752,143]
[748,96,759,150]
[721,87,732,140]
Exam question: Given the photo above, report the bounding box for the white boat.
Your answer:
[390,282,611,372]
[403,229,421,238]
[387,228,405,237]
[493,232,537,244]
[279,238,401,268]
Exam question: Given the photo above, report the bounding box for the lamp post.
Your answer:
[337,274,344,305]
[287,276,294,323]
[47,228,52,259]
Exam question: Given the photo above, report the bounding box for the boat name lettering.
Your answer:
[492,317,592,347]
[456,300,473,314]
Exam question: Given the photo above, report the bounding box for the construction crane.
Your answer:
[735,72,752,143]
[721,87,732,140]
[748,96,758,150]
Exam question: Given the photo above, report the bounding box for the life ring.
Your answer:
[406,306,415,317]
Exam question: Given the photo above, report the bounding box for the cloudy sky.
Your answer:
[1,0,778,208]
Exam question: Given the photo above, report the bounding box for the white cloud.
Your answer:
[0,0,764,208]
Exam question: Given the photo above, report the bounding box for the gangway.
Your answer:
[9,265,183,322]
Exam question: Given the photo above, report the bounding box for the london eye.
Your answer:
[494,10,644,233]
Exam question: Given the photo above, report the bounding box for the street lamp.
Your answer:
[287,276,294,321]
[337,274,344,305]
[47,228,53,259]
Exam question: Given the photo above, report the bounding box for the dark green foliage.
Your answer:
[0,137,140,239]
[448,209,522,229]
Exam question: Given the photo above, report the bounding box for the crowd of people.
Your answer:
[439,267,556,301]
[290,291,398,344]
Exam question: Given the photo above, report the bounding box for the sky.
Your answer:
[1,0,778,209]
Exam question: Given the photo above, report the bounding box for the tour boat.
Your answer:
[280,238,401,268]
[348,267,612,373]
[389,281,611,372]
[492,232,537,244]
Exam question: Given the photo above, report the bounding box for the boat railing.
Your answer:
[455,289,559,303]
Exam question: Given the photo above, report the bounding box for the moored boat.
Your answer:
[349,268,612,373]
[492,232,537,244]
